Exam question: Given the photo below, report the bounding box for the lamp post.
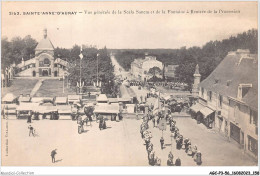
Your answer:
[97,53,99,87]
[77,46,84,94]
[63,74,65,93]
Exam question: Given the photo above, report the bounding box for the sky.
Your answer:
[2,1,258,49]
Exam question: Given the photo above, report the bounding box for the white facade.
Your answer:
[131,56,163,81]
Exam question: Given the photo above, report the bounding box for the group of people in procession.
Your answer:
[169,115,202,165]
[139,111,183,166]
[139,107,203,166]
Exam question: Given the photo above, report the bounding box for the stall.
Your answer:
[68,95,81,105]
[2,93,17,104]
[16,103,39,119]
[2,93,18,118]
[94,103,120,121]
[199,106,215,128]
[96,94,108,103]
[18,96,31,104]
[35,106,58,120]
[31,97,44,104]
[189,103,205,119]
[55,97,68,105]
[57,105,72,120]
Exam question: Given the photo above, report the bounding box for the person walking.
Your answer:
[160,137,164,150]
[51,149,57,163]
[28,125,34,137]
[168,151,173,160]
[152,117,156,128]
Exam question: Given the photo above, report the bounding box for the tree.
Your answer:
[148,66,161,77]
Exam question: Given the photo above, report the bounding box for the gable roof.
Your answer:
[35,37,54,51]
[2,93,17,102]
[96,94,108,102]
[199,51,257,110]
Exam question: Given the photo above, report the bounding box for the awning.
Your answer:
[200,107,214,117]
[190,103,204,113]
[94,103,119,114]
[108,98,119,103]
[16,103,39,111]
[2,104,17,109]
[31,97,44,103]
[57,105,72,114]
[68,95,81,102]
[55,97,67,104]
[18,96,31,102]
[96,94,108,102]
[35,106,58,113]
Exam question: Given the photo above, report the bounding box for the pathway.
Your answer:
[30,79,44,97]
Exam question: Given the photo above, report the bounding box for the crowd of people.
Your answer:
[169,115,202,165]
[139,109,203,166]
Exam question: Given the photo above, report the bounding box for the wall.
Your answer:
[142,60,163,72]
[17,67,36,77]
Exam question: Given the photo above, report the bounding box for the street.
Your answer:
[1,114,257,166]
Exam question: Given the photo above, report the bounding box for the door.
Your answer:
[42,70,49,76]
[230,122,240,143]
[241,131,244,146]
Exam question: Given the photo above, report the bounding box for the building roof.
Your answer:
[2,93,17,102]
[199,50,258,110]
[18,96,31,102]
[16,58,36,68]
[31,97,44,103]
[108,98,119,103]
[54,58,69,67]
[96,94,108,102]
[94,103,119,114]
[35,29,54,51]
[16,103,39,111]
[55,97,68,104]
[132,56,161,68]
[56,105,72,114]
[68,95,80,101]
[166,65,178,71]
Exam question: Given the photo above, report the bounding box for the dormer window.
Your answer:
[237,84,252,99]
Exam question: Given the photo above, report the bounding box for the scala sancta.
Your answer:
[14,28,68,78]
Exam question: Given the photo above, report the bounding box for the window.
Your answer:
[219,95,223,108]
[208,91,212,101]
[250,109,258,126]
[248,135,258,155]
[201,88,204,96]
[44,58,50,64]
[54,64,57,67]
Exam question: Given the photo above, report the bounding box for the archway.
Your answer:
[54,71,58,77]
[44,58,50,65]
[42,70,49,76]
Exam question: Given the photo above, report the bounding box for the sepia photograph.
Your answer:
[0,1,258,175]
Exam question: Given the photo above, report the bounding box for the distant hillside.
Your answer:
[112,29,257,88]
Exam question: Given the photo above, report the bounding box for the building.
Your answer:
[130,55,163,81]
[13,28,68,78]
[194,49,258,159]
[164,64,179,80]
